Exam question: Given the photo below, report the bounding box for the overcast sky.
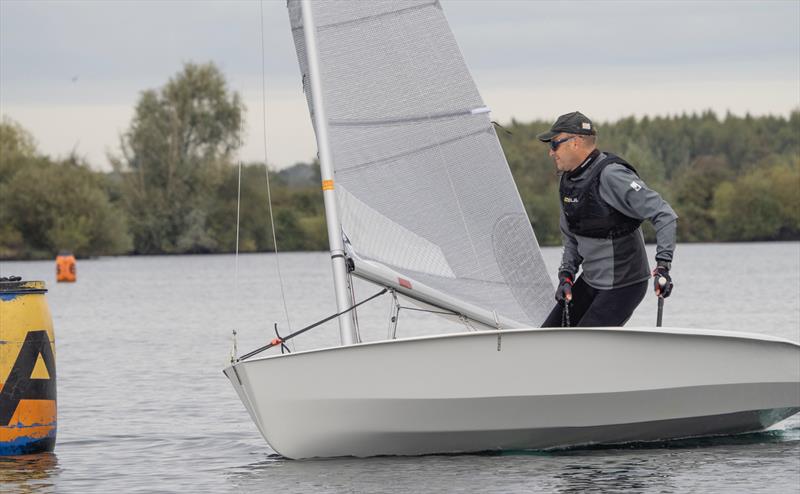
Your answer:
[1,0,798,170]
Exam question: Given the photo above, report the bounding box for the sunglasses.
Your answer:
[549,136,576,151]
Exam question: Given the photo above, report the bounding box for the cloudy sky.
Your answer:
[1,0,798,170]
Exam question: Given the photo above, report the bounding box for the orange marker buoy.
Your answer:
[0,277,57,455]
[55,252,76,282]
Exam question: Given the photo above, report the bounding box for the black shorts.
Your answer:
[541,276,648,328]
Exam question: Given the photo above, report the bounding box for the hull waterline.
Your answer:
[224,327,800,459]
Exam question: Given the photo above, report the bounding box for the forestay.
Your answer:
[288,0,553,328]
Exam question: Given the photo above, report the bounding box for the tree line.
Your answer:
[1,62,798,259]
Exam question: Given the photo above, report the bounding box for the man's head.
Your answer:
[537,111,597,172]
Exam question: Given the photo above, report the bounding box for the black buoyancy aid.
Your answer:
[559,152,643,239]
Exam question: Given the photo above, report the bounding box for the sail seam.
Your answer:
[329,107,489,127]
[291,1,437,32]
[336,126,492,175]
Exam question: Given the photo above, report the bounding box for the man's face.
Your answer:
[548,133,584,172]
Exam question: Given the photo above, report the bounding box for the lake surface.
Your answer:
[1,242,799,493]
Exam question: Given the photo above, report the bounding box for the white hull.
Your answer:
[224,327,800,459]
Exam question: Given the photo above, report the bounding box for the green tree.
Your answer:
[0,117,38,183]
[0,118,37,256]
[1,155,132,258]
[672,155,732,241]
[712,159,800,241]
[272,208,305,251]
[207,163,274,253]
[205,161,329,253]
[112,62,244,254]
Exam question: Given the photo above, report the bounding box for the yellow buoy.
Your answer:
[56,253,76,283]
[0,278,57,455]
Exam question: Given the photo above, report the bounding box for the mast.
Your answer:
[300,0,358,346]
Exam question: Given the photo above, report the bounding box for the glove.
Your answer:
[555,271,574,305]
[653,261,673,298]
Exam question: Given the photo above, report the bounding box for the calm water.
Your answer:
[1,242,799,493]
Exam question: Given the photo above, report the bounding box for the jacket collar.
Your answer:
[565,148,602,180]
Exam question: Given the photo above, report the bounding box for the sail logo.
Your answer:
[563,196,579,203]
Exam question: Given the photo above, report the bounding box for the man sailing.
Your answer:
[538,111,678,327]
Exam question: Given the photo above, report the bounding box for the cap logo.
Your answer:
[581,122,591,130]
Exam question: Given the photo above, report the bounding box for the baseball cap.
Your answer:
[536,111,597,142]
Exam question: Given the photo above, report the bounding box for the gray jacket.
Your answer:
[559,153,678,289]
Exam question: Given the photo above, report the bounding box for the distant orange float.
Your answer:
[55,253,76,282]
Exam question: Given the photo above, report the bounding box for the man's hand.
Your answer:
[555,271,574,305]
[653,261,673,298]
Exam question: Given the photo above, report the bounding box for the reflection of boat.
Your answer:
[223,0,800,459]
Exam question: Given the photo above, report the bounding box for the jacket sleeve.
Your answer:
[558,209,583,276]
[598,164,678,262]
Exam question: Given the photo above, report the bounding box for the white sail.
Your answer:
[288,0,554,328]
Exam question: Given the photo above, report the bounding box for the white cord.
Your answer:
[234,161,242,286]
[231,161,242,361]
[260,0,294,349]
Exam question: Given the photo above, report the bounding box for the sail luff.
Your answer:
[299,0,358,346]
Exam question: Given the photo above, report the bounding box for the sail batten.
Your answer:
[334,124,492,174]
[289,0,554,328]
[291,1,437,32]
[329,107,489,127]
